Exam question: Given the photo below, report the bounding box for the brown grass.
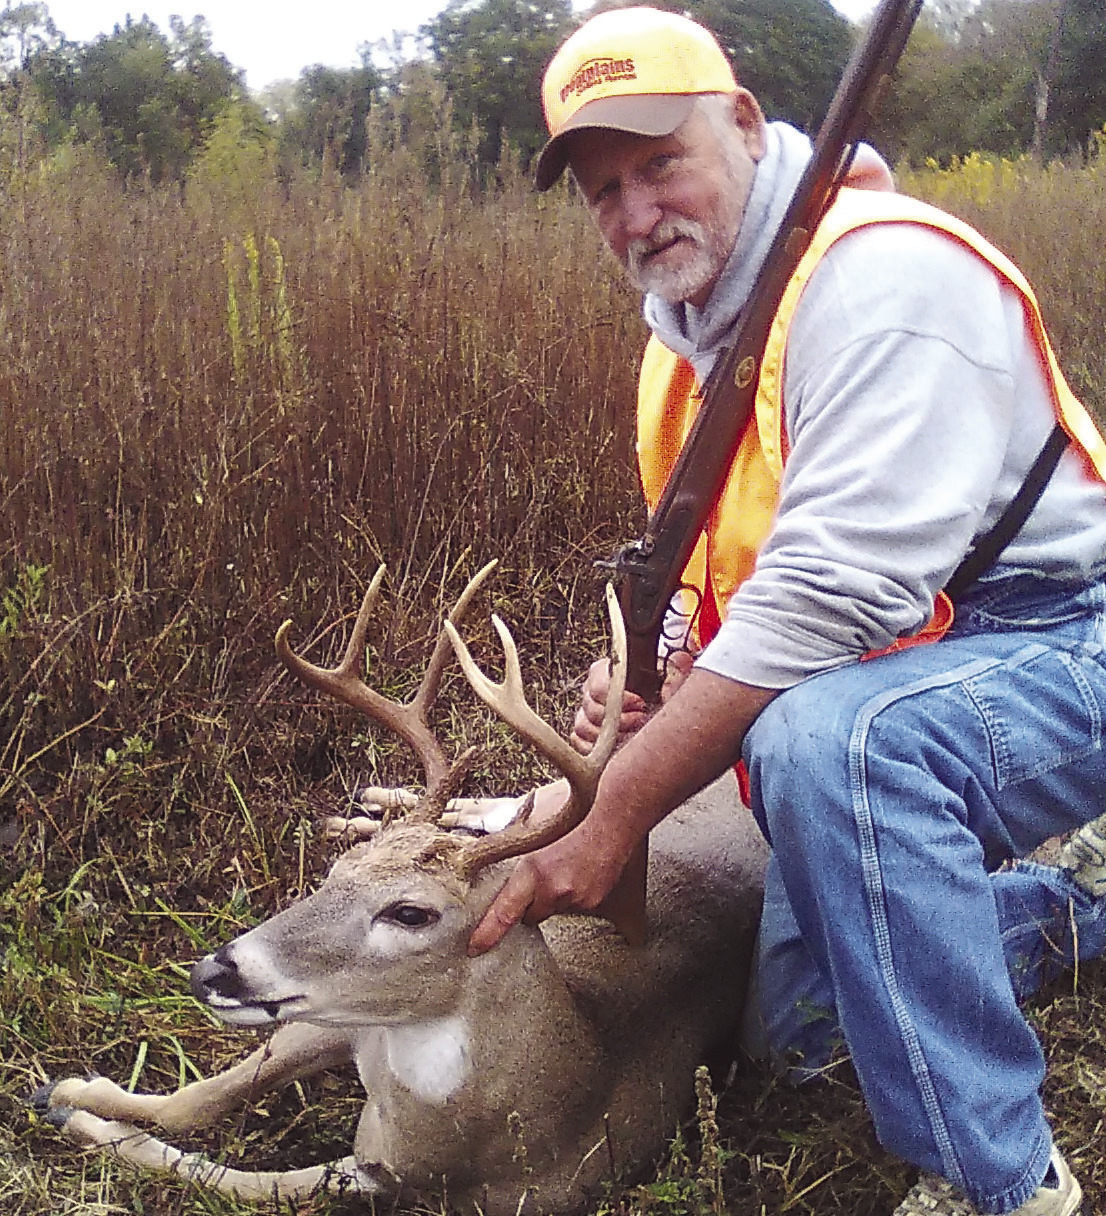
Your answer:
[1,111,1104,1216]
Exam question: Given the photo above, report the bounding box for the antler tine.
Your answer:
[445,582,627,877]
[591,582,628,761]
[412,560,499,720]
[274,561,500,820]
[275,564,454,794]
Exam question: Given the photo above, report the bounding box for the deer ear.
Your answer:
[595,840,649,948]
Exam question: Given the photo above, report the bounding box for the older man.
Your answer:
[471,8,1106,1216]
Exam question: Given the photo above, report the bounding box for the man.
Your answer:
[470,8,1106,1216]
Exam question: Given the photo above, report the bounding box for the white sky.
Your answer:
[42,0,877,93]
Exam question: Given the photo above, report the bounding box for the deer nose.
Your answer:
[190,948,244,1004]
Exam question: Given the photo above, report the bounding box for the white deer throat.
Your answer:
[380,1016,472,1104]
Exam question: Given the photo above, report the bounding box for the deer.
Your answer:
[34,562,768,1215]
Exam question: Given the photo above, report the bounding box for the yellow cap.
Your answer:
[535,7,738,191]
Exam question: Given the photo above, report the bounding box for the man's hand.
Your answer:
[569,650,695,754]
[570,658,648,753]
[660,648,696,700]
[468,667,778,957]
[467,809,634,955]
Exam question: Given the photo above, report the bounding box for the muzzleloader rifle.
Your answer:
[592,0,925,947]
[609,0,925,702]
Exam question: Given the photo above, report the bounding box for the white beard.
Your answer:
[625,196,743,304]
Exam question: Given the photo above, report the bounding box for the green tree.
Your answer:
[872,0,1106,165]
[276,57,383,175]
[31,14,244,180]
[0,3,59,176]
[421,0,575,167]
[872,1,1046,164]
[964,0,1054,159]
[688,0,853,131]
[0,1,56,71]
[1045,0,1106,157]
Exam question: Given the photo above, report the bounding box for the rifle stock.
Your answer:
[613,0,924,702]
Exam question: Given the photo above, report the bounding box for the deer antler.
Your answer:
[275,562,498,817]
[444,581,627,878]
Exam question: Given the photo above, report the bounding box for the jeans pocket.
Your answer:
[970,603,1093,631]
[964,643,1104,789]
[960,579,1105,637]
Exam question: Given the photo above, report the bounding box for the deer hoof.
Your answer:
[28,1080,59,1113]
[41,1102,77,1129]
[324,815,381,840]
[29,1082,76,1128]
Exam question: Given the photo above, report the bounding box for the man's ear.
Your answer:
[731,88,768,161]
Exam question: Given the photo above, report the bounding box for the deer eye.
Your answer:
[381,903,439,929]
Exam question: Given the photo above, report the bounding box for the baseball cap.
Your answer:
[535,6,739,191]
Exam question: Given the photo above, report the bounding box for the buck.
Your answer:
[35,563,768,1215]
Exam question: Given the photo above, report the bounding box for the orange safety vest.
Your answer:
[637,186,1106,655]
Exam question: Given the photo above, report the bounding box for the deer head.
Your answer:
[192,564,635,1029]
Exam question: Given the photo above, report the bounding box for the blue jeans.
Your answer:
[740,575,1106,1213]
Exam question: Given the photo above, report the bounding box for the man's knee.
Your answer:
[745,670,859,786]
[743,661,944,843]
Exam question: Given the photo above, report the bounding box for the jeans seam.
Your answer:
[983,1130,1052,1213]
[964,646,1102,789]
[847,653,1007,1192]
[1063,648,1102,744]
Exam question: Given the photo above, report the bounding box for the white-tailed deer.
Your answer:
[35,564,768,1215]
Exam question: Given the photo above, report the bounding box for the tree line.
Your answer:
[0,0,1103,185]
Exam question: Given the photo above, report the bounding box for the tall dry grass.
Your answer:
[1,110,1105,1216]
[0,110,647,839]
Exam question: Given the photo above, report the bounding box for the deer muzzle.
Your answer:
[191,948,294,1026]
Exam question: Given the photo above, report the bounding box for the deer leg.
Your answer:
[328,791,535,841]
[36,1022,352,1136]
[44,1109,374,1201]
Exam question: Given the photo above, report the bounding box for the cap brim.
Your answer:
[534,94,697,191]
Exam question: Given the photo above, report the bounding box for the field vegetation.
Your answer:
[1,105,1105,1215]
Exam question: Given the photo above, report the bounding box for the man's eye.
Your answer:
[381,903,439,928]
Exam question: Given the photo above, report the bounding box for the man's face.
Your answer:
[567,93,766,308]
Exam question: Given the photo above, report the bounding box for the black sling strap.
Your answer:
[944,423,1070,601]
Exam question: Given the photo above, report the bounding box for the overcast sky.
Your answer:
[42,0,877,93]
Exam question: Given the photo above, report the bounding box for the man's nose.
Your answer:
[618,181,663,242]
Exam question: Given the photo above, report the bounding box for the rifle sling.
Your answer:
[944,422,1069,601]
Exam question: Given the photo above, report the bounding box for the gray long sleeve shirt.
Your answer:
[645,124,1106,690]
